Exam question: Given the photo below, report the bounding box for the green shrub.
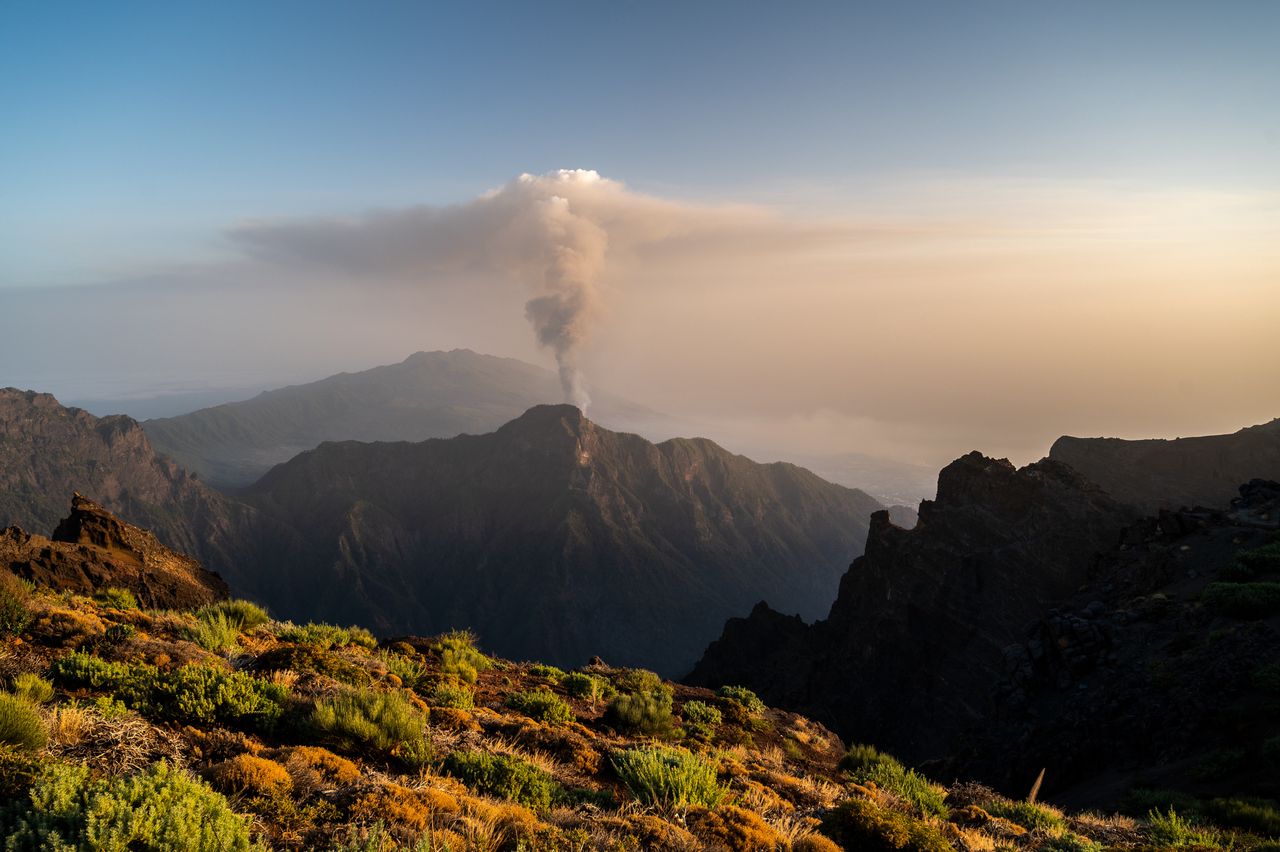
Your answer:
[839,743,947,819]
[562,672,615,704]
[1238,541,1280,575]
[606,689,677,737]
[1202,582,1280,618]
[52,651,288,730]
[430,681,474,709]
[442,750,561,811]
[0,574,32,637]
[528,663,565,681]
[182,610,242,652]
[0,696,46,752]
[505,688,574,724]
[1039,834,1101,851]
[278,622,377,650]
[256,644,371,686]
[197,599,271,630]
[103,622,137,644]
[1147,807,1224,848]
[821,796,953,852]
[610,745,727,810]
[312,687,430,767]
[431,630,494,682]
[0,761,263,850]
[95,587,139,610]
[1202,796,1280,837]
[10,674,53,705]
[1254,662,1280,694]
[377,651,430,690]
[717,685,765,716]
[682,700,722,739]
[615,668,666,696]
[1190,748,1245,781]
[985,799,1067,832]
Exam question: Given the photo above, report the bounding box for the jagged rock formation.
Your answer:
[0,494,228,608]
[1049,417,1280,512]
[143,349,655,488]
[244,404,884,675]
[966,479,1280,806]
[688,451,1139,764]
[0,387,280,598]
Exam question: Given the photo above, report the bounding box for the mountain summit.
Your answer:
[245,404,884,674]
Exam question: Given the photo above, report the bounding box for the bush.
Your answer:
[682,700,722,739]
[183,610,242,652]
[985,799,1067,832]
[430,681,474,710]
[606,689,678,737]
[95,587,139,610]
[198,599,271,630]
[528,664,565,681]
[312,687,430,767]
[377,651,430,690]
[0,574,32,637]
[256,644,371,687]
[0,696,46,752]
[840,743,947,819]
[206,754,292,798]
[562,672,615,704]
[0,761,263,850]
[821,796,952,852]
[1147,807,1224,848]
[505,688,574,724]
[279,622,377,650]
[1202,582,1280,618]
[10,674,53,705]
[611,745,727,810]
[442,750,560,811]
[717,685,765,716]
[686,805,782,850]
[1255,662,1280,694]
[431,630,494,683]
[616,668,667,696]
[1201,796,1280,837]
[52,651,288,730]
[280,746,361,790]
[1238,541,1280,575]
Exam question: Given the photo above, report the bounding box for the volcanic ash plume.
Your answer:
[518,175,609,412]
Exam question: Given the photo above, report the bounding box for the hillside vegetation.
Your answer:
[0,577,1276,850]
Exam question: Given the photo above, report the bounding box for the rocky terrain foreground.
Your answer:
[0,500,1275,851]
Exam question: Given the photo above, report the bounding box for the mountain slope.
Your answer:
[245,404,883,675]
[142,349,654,488]
[1049,417,1280,512]
[688,451,1138,764]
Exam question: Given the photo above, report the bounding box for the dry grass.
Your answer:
[45,703,92,746]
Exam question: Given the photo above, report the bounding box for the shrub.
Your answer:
[616,668,667,696]
[1201,796,1280,837]
[0,573,31,636]
[821,796,953,852]
[10,673,53,705]
[528,663,565,681]
[377,651,430,690]
[206,753,293,798]
[198,599,271,630]
[1147,807,1224,848]
[1255,662,1280,694]
[840,743,948,819]
[606,689,677,737]
[717,685,765,716]
[1238,541,1280,575]
[95,587,139,610]
[1190,748,1245,781]
[0,761,263,850]
[442,750,560,811]
[256,644,371,686]
[686,804,782,850]
[279,622,377,650]
[432,630,494,682]
[682,700,722,739]
[0,696,46,752]
[1202,582,1280,618]
[985,799,1067,832]
[312,687,430,767]
[611,745,727,810]
[183,610,242,652]
[505,688,574,724]
[430,681,474,710]
[280,746,361,791]
[562,672,615,704]
[52,651,288,730]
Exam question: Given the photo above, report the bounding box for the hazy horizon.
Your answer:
[3,2,1277,470]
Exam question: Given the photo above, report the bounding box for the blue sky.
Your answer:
[3,0,1277,286]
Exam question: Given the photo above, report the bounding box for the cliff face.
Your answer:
[688,451,1139,764]
[1049,418,1280,512]
[0,494,228,608]
[0,388,279,598]
[245,405,884,675]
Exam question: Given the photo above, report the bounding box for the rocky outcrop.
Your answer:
[244,404,884,675]
[688,451,1139,765]
[0,494,228,608]
[1049,418,1280,512]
